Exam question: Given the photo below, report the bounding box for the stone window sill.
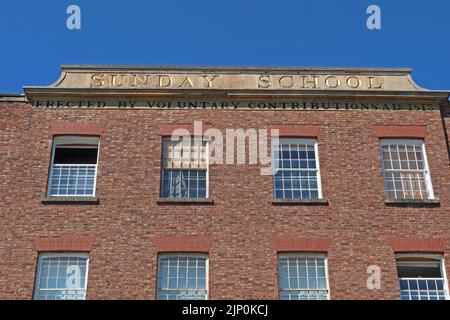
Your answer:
[384,198,440,205]
[156,198,214,205]
[271,198,329,205]
[41,196,100,205]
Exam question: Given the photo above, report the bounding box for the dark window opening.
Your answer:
[54,148,98,165]
[397,264,442,278]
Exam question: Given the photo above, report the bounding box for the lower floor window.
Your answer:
[278,254,329,300]
[397,254,449,300]
[157,254,208,300]
[34,253,89,300]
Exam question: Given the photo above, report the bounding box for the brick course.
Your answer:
[388,238,446,253]
[52,122,104,136]
[34,236,96,252]
[269,124,320,137]
[0,100,449,300]
[155,236,212,253]
[273,237,330,252]
[373,125,426,139]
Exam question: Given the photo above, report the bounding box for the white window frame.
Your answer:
[272,138,323,199]
[33,252,90,300]
[160,136,210,199]
[156,253,209,300]
[47,136,100,197]
[277,253,330,300]
[396,253,449,300]
[379,138,434,200]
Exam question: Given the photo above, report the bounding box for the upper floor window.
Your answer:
[34,253,89,300]
[380,139,434,200]
[161,137,208,199]
[48,136,99,197]
[272,138,322,199]
[396,254,449,300]
[278,253,329,300]
[157,254,208,300]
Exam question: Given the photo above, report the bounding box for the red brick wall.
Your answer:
[0,100,449,300]
[441,103,450,165]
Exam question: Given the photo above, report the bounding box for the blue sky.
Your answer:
[1,0,450,93]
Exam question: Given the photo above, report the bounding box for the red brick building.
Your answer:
[0,66,449,300]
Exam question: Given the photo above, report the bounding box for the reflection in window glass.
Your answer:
[34,254,89,300]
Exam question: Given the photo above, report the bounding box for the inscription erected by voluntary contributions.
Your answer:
[33,100,436,111]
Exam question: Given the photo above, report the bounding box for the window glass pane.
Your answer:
[396,256,448,301]
[163,139,207,169]
[49,141,98,197]
[274,171,319,199]
[161,138,208,198]
[273,139,320,199]
[381,140,431,200]
[34,255,88,300]
[278,255,328,300]
[49,164,97,196]
[157,255,207,300]
[161,169,207,199]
